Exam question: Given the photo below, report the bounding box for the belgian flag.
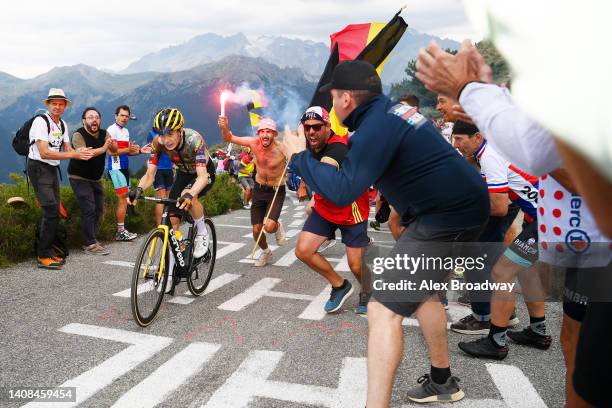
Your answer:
[310,10,408,136]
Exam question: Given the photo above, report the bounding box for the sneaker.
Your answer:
[457,292,470,307]
[318,239,337,253]
[254,249,273,267]
[37,257,63,270]
[406,374,465,403]
[243,203,251,209]
[275,221,288,246]
[116,229,137,241]
[193,234,209,258]
[458,336,509,360]
[507,327,553,350]
[324,280,354,313]
[450,314,490,335]
[508,311,520,327]
[355,292,370,315]
[52,256,66,265]
[83,243,110,256]
[369,220,381,231]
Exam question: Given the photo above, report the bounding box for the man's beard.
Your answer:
[86,124,99,134]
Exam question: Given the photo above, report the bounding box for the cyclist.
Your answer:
[128,108,213,259]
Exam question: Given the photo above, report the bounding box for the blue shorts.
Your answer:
[108,169,130,195]
[302,208,369,248]
[154,169,174,191]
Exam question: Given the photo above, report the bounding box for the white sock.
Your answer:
[194,216,207,237]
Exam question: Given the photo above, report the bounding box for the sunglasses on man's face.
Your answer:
[303,123,325,132]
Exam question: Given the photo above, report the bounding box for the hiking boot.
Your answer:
[355,292,370,315]
[254,249,273,267]
[458,336,509,360]
[507,327,553,350]
[318,239,337,253]
[83,243,110,256]
[324,280,353,313]
[116,229,137,241]
[369,220,381,231]
[406,374,465,403]
[193,234,209,258]
[275,221,287,246]
[38,257,63,270]
[52,256,66,265]
[450,314,490,335]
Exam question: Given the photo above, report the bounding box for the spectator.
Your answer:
[28,88,93,269]
[68,107,114,255]
[106,105,141,241]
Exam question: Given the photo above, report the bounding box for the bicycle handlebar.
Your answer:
[143,197,179,205]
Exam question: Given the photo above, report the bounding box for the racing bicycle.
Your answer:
[130,197,216,327]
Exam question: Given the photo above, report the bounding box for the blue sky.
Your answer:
[2,0,476,78]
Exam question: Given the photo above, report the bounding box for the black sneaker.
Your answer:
[451,314,490,335]
[406,374,465,403]
[458,336,509,360]
[507,327,553,350]
[369,220,381,231]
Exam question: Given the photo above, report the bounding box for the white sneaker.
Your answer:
[318,239,337,253]
[194,234,209,258]
[254,249,273,267]
[275,221,287,246]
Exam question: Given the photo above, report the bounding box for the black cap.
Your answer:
[318,60,382,94]
[452,120,480,136]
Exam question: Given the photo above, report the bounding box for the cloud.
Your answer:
[2,0,476,78]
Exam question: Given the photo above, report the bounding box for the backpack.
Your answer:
[12,114,66,156]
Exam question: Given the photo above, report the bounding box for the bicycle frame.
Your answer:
[144,197,196,285]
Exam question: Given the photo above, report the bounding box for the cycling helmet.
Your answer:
[153,108,184,135]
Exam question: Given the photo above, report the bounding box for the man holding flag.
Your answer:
[284,60,489,405]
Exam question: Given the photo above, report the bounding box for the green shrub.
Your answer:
[0,172,242,267]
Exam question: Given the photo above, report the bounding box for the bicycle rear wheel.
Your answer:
[131,228,169,327]
[187,218,217,296]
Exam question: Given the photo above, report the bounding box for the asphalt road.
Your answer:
[0,190,565,407]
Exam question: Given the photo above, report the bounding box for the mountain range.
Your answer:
[0,28,458,182]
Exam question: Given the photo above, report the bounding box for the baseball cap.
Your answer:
[300,106,330,124]
[318,60,382,94]
[257,118,277,133]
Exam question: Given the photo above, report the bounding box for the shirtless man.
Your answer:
[218,116,288,266]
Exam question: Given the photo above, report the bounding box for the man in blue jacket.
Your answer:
[285,60,489,406]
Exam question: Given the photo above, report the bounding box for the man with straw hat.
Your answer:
[29,88,93,269]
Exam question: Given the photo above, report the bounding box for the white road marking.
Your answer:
[299,285,331,320]
[104,260,134,268]
[218,277,281,311]
[289,219,304,228]
[23,324,173,407]
[202,351,366,407]
[486,363,548,408]
[286,229,301,238]
[216,241,246,259]
[294,205,305,211]
[111,342,221,408]
[273,248,298,267]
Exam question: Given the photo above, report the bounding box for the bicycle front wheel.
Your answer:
[187,218,217,296]
[131,228,169,327]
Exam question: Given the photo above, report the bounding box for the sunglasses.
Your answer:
[303,123,325,132]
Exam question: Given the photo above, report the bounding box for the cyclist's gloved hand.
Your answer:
[177,192,193,210]
[128,187,143,205]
